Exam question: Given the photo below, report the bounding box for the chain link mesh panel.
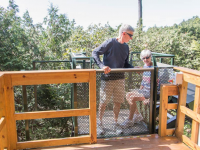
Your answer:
[15,83,73,142]
[15,59,156,141]
[155,67,174,131]
[16,117,73,141]
[15,61,74,141]
[95,70,152,138]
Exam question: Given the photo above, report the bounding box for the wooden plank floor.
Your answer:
[33,134,190,150]
[78,109,149,138]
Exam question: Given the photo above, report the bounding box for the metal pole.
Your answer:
[149,69,154,134]
[138,0,142,27]
[171,57,174,65]
[152,67,159,133]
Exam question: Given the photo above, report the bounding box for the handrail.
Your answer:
[130,51,175,57]
[0,69,97,150]
[151,52,175,57]
[130,52,175,66]
[95,68,154,73]
[159,66,200,150]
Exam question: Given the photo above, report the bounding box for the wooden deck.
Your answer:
[32,134,190,150]
[78,109,149,138]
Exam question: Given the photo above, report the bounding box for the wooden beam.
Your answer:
[174,67,200,79]
[159,84,178,96]
[191,86,200,143]
[180,106,200,123]
[11,72,90,86]
[0,76,5,118]
[15,109,91,120]
[175,80,188,141]
[4,75,17,150]
[159,85,168,137]
[167,85,179,96]
[0,76,7,150]
[166,128,175,136]
[89,71,97,144]
[0,117,6,132]
[182,135,200,150]
[167,103,178,110]
[0,124,7,150]
[17,136,91,149]
[183,73,200,87]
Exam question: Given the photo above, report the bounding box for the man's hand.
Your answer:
[103,66,111,74]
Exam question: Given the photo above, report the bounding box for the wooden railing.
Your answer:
[0,69,97,150]
[0,73,7,150]
[159,67,200,150]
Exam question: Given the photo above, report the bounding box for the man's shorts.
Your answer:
[100,79,125,104]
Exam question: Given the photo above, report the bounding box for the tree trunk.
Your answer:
[138,0,142,27]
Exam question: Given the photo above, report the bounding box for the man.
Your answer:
[92,24,134,135]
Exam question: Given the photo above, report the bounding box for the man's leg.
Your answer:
[97,102,106,135]
[97,80,112,135]
[99,80,111,122]
[113,79,125,123]
[99,102,107,123]
[113,102,121,123]
[128,100,137,120]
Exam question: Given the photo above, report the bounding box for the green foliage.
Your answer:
[62,23,118,58]
[0,1,74,71]
[129,16,200,70]
[2,1,200,71]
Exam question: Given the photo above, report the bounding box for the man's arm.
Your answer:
[92,47,104,69]
[92,39,112,74]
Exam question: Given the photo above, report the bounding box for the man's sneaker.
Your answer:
[133,113,143,123]
[97,122,105,135]
[120,119,135,128]
[114,123,123,135]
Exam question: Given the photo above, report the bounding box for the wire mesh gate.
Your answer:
[16,52,175,142]
[15,69,155,141]
[73,68,154,138]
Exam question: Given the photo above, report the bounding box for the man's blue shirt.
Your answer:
[92,38,133,80]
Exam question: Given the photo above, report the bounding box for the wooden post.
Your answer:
[0,75,7,149]
[159,84,178,137]
[175,80,188,141]
[89,71,97,143]
[22,85,30,141]
[158,85,168,137]
[4,75,17,149]
[191,86,200,143]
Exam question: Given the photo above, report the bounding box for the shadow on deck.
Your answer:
[78,109,149,138]
[33,134,190,150]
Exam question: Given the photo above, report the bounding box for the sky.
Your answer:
[1,0,200,30]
